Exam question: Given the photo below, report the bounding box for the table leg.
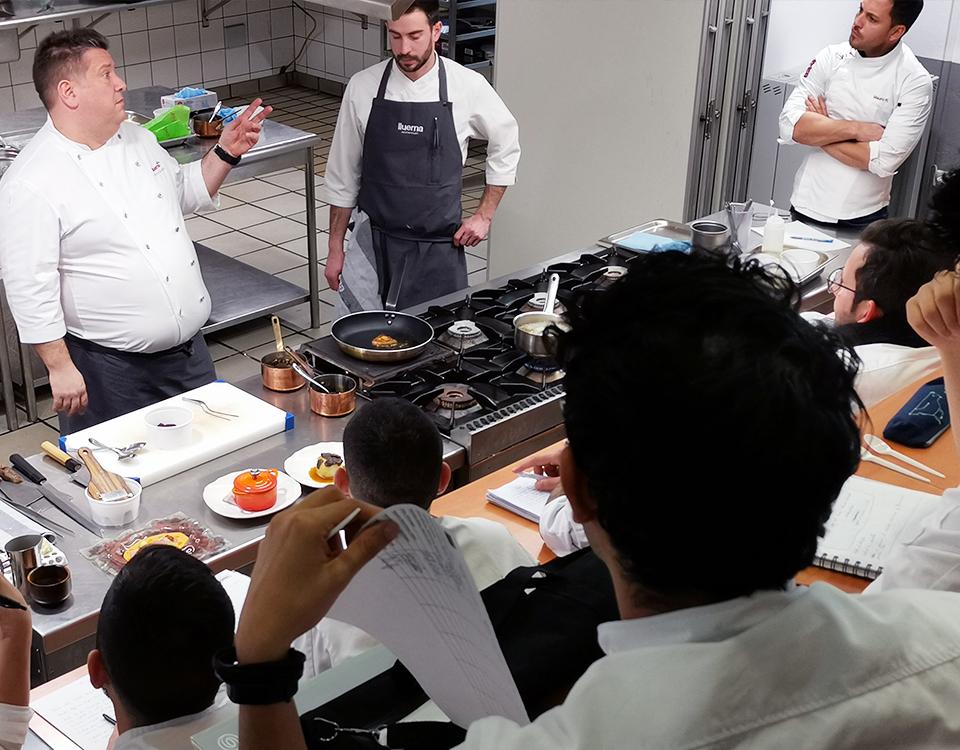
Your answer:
[20,342,37,422]
[304,146,321,330]
[0,301,18,431]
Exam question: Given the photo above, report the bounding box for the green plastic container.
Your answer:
[143,104,191,142]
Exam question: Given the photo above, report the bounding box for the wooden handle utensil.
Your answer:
[77,447,130,501]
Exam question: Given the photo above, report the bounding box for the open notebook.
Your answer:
[486,475,551,522]
[815,475,941,580]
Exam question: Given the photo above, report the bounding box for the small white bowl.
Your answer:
[781,249,821,278]
[144,406,194,450]
[85,478,142,527]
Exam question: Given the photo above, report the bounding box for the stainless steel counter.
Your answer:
[25,375,465,682]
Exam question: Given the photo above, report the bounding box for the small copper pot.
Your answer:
[261,352,305,392]
[309,374,357,417]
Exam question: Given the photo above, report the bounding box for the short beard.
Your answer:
[394,49,432,73]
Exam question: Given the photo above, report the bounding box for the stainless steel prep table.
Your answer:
[25,375,465,683]
[0,86,324,423]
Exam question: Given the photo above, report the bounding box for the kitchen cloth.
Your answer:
[883,377,951,448]
[616,231,692,253]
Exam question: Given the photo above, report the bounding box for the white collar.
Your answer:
[113,706,215,749]
[390,51,440,87]
[597,583,803,654]
[45,116,122,154]
[853,41,905,67]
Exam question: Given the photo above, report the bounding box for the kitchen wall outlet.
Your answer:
[0,28,19,64]
[224,23,247,49]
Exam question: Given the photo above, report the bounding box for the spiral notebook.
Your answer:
[815,476,941,579]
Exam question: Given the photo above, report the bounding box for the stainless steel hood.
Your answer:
[320,0,416,22]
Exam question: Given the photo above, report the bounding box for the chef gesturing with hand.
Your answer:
[778,0,932,228]
[0,29,271,433]
[325,0,520,314]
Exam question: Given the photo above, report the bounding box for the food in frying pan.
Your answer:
[310,452,344,483]
[371,333,408,349]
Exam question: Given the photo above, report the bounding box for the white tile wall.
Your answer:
[294,4,385,84]
[0,0,296,112]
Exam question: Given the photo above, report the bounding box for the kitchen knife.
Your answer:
[0,476,43,507]
[0,492,72,538]
[9,453,103,537]
[41,441,91,487]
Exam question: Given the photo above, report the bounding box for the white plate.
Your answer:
[284,442,345,488]
[202,470,302,520]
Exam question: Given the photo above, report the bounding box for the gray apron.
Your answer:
[340,57,467,313]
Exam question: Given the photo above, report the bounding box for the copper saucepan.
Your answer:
[261,316,305,392]
[307,374,357,418]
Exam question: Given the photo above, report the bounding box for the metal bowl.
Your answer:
[513,311,570,359]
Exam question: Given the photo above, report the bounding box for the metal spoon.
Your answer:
[89,438,136,461]
[291,363,331,393]
[864,434,945,478]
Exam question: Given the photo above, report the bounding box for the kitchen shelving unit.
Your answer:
[439,0,497,72]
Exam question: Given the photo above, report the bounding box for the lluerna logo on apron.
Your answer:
[397,122,424,134]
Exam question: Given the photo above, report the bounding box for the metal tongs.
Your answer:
[182,397,239,420]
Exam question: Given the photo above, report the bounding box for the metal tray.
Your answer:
[743,249,831,286]
[598,219,693,251]
[158,135,191,149]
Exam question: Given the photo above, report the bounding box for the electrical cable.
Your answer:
[280,1,319,75]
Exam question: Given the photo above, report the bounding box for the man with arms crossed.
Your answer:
[0,30,269,432]
[779,0,931,227]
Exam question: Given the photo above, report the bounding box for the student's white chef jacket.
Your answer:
[779,42,932,223]
[0,119,216,353]
[325,53,520,208]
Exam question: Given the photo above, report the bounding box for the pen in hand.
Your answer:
[102,713,116,725]
[0,593,26,611]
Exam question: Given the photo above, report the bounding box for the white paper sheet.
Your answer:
[328,504,528,728]
[214,569,251,631]
[486,476,551,522]
[817,476,940,575]
[751,220,851,252]
[33,676,115,750]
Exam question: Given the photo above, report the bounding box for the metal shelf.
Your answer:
[441,0,496,69]
[465,59,492,70]
[445,0,497,9]
[441,27,494,42]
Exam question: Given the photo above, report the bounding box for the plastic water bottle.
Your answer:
[761,201,785,256]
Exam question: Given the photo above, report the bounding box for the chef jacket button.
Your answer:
[77,155,81,160]
[157,193,163,199]
[179,309,183,317]
[135,161,140,167]
[190,260,196,266]
[165,276,170,282]
[175,227,180,232]
[124,212,128,219]
[200,295,205,302]
[99,181,104,187]
[145,244,151,250]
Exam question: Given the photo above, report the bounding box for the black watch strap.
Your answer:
[213,144,241,166]
[214,647,305,705]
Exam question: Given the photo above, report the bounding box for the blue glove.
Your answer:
[174,87,209,99]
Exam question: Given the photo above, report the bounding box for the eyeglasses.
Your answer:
[826,268,855,296]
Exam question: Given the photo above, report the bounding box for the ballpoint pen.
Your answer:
[0,594,26,611]
[788,236,835,243]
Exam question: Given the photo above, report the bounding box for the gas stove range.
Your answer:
[301,246,639,479]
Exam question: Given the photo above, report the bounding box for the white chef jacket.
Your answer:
[325,53,520,207]
[779,42,932,223]
[0,118,216,353]
[294,515,534,679]
[455,583,960,749]
[801,309,941,408]
[538,496,589,556]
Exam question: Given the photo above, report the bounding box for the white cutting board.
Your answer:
[60,382,294,487]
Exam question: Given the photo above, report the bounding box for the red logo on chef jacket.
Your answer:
[803,59,816,78]
[151,161,162,173]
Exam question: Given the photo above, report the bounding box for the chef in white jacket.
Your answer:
[778,0,932,227]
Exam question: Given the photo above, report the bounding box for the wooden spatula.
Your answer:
[77,447,130,502]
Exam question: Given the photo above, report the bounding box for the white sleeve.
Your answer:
[292,623,333,682]
[867,73,932,179]
[0,703,32,750]
[538,496,589,556]
[173,152,219,215]
[0,180,67,344]
[779,49,832,145]
[865,488,960,593]
[466,75,520,186]
[325,78,365,207]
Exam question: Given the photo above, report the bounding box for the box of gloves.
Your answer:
[160,87,218,113]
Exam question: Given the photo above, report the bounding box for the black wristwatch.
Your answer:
[213,143,241,166]
[214,647,305,705]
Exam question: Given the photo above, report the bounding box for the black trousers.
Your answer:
[791,205,889,230]
[59,332,217,435]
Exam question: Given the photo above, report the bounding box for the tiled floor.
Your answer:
[0,84,492,449]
